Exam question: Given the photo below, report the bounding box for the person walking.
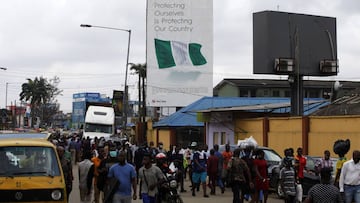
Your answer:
[334,139,350,188]
[241,145,255,202]
[75,137,82,163]
[227,148,253,203]
[139,153,165,203]
[57,146,73,203]
[222,144,233,187]
[123,142,134,165]
[149,141,159,160]
[213,144,225,193]
[134,143,149,198]
[294,147,306,184]
[304,169,343,203]
[339,150,360,203]
[107,150,137,203]
[169,145,187,192]
[253,150,269,203]
[280,157,296,203]
[78,151,95,203]
[207,149,219,195]
[69,137,77,165]
[315,150,333,175]
[96,148,109,203]
[191,144,209,198]
[91,147,103,203]
[157,142,166,154]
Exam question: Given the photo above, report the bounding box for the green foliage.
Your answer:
[19,76,63,127]
[130,63,147,124]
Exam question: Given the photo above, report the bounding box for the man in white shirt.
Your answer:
[339,150,360,203]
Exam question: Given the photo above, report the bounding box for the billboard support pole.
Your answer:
[290,27,303,116]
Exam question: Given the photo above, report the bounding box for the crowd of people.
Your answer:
[50,133,360,203]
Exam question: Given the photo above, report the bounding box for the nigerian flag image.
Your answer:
[154,38,207,69]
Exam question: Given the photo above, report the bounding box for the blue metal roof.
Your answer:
[153,97,329,127]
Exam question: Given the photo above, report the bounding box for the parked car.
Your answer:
[274,155,338,198]
[218,145,282,164]
[218,144,282,190]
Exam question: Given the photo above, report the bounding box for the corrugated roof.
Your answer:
[214,79,360,89]
[197,99,326,112]
[153,97,329,127]
[312,91,360,115]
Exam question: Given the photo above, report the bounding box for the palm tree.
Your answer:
[130,63,146,122]
[19,76,62,127]
[130,63,147,142]
[20,77,49,107]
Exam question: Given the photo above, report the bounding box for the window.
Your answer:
[85,123,112,133]
[250,89,256,97]
[221,132,226,144]
[0,146,61,177]
[285,91,291,97]
[263,90,269,96]
[213,132,219,145]
[309,90,319,98]
[240,90,249,97]
[272,90,280,97]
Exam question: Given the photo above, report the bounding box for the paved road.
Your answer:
[69,164,283,203]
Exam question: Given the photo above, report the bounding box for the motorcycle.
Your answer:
[160,162,184,203]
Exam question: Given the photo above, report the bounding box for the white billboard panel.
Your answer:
[147,0,213,107]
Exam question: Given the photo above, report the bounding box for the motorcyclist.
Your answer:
[156,152,170,174]
[169,145,186,192]
[155,152,171,203]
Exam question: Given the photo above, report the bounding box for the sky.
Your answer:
[1,0,360,113]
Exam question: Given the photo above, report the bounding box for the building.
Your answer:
[149,96,328,150]
[146,79,360,154]
[214,79,360,99]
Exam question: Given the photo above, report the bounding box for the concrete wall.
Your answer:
[149,115,360,159]
[308,116,360,157]
[158,129,171,151]
[268,117,303,156]
[234,115,360,158]
[235,118,264,144]
[147,122,172,151]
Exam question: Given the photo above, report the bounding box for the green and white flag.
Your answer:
[154,38,207,69]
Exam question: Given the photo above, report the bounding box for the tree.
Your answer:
[130,63,147,142]
[130,63,146,122]
[19,76,63,127]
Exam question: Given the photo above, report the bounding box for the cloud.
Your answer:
[0,0,359,113]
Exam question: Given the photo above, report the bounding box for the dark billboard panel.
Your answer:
[112,90,124,116]
[253,11,337,76]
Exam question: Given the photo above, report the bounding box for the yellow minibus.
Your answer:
[0,133,67,203]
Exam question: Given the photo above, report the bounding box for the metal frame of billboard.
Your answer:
[253,11,338,116]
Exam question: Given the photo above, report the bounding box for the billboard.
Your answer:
[147,0,213,107]
[112,90,124,116]
[253,11,337,76]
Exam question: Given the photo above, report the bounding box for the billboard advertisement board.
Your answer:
[112,90,124,116]
[253,11,337,76]
[146,0,213,107]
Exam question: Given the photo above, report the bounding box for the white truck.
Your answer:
[84,105,115,140]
